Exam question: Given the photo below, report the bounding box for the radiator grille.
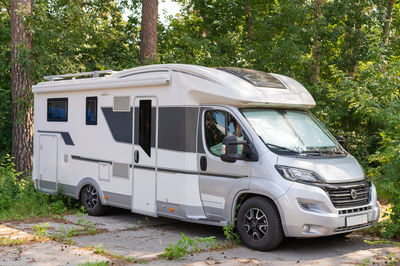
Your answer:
[326,182,371,208]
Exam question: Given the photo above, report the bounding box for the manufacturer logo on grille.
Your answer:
[350,189,357,199]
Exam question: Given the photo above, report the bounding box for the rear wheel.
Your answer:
[237,197,283,251]
[80,185,108,216]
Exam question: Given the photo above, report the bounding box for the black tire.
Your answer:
[237,197,284,251]
[80,185,108,216]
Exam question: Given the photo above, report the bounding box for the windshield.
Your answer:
[241,109,344,155]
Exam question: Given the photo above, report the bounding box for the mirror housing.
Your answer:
[221,136,259,163]
[337,135,346,149]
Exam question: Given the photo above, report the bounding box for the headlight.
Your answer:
[275,165,326,183]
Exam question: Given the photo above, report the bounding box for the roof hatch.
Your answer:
[217,67,287,89]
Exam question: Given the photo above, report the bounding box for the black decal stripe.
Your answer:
[102,107,133,144]
[38,130,74,146]
[71,155,112,164]
[102,106,199,153]
[71,154,247,179]
[157,107,198,153]
[134,165,247,178]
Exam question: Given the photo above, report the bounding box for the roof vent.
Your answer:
[217,67,287,89]
[113,96,130,112]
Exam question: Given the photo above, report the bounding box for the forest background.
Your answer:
[0,0,399,238]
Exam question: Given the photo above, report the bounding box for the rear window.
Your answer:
[217,67,287,89]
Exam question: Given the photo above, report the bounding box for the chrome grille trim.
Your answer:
[325,180,371,208]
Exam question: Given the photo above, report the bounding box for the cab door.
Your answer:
[198,107,252,221]
[132,97,158,216]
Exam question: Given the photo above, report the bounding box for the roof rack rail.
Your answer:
[43,70,113,81]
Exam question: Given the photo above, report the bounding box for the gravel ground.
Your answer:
[0,208,398,266]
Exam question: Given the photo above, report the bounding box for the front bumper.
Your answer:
[277,182,380,237]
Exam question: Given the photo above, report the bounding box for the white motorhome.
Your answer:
[32,64,379,250]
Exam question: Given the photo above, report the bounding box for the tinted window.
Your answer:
[86,97,97,125]
[47,98,68,122]
[139,100,151,156]
[205,111,244,156]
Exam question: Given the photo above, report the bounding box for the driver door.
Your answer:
[198,107,252,221]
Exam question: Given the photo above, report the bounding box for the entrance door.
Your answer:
[132,97,158,216]
[38,134,58,193]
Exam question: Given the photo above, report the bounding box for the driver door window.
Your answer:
[205,110,244,156]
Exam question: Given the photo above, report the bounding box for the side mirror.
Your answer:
[221,135,259,163]
[337,135,346,149]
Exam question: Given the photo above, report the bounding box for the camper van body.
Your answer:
[32,64,379,250]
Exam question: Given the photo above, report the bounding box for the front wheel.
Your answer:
[80,185,108,216]
[237,197,283,251]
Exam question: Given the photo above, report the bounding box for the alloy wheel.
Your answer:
[244,208,269,240]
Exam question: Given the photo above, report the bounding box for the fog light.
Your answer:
[303,224,310,233]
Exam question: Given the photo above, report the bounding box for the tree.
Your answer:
[10,0,33,173]
[383,0,394,46]
[140,0,158,64]
[310,0,324,84]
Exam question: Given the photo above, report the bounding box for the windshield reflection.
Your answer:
[241,109,345,156]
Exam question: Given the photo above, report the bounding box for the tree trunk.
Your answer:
[310,0,324,84]
[383,0,394,46]
[245,0,254,41]
[10,0,34,174]
[140,0,158,64]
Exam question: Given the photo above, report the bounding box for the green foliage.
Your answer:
[33,223,50,237]
[0,155,78,221]
[223,223,241,245]
[0,5,11,156]
[78,262,109,266]
[160,233,216,260]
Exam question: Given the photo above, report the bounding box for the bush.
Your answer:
[309,62,400,238]
[0,155,78,221]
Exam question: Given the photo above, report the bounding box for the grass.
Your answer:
[0,155,79,222]
[0,237,31,246]
[89,244,149,264]
[31,208,101,244]
[160,233,217,260]
[78,261,109,266]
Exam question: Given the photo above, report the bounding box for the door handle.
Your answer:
[134,150,139,163]
[200,156,207,171]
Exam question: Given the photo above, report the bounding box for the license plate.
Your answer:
[346,214,368,227]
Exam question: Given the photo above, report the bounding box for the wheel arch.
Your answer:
[231,191,288,236]
[76,177,106,205]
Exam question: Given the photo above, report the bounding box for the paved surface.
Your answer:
[0,208,399,265]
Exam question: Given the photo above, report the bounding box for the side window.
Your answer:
[205,110,245,157]
[139,100,152,156]
[86,97,97,125]
[47,98,68,122]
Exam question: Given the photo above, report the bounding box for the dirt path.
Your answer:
[0,209,399,265]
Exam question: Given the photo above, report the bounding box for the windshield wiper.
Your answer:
[300,150,346,157]
[300,150,323,156]
[265,143,300,155]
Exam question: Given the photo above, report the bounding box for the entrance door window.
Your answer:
[139,100,152,156]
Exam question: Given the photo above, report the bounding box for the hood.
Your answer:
[276,155,365,183]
